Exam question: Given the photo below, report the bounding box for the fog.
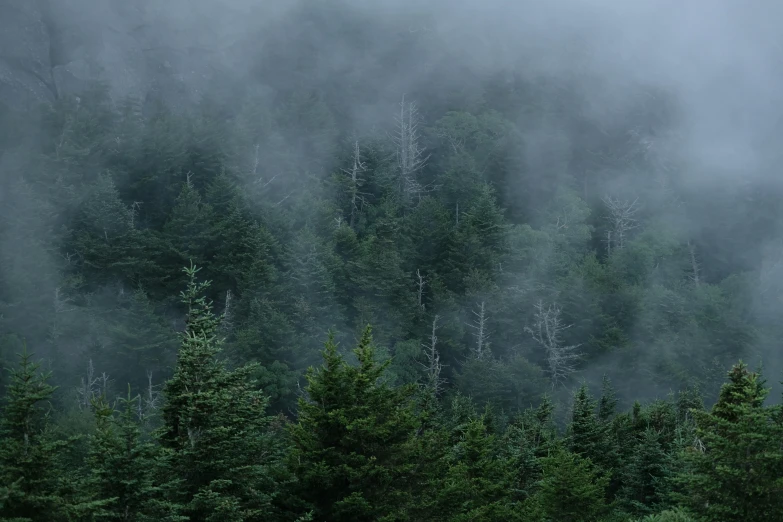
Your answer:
[2,0,783,408]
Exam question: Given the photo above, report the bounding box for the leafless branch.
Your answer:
[525,300,582,389]
[603,195,640,252]
[467,301,490,360]
[77,360,109,411]
[688,241,701,286]
[420,315,445,395]
[416,269,427,310]
[391,94,431,204]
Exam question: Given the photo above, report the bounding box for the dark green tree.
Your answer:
[86,390,177,521]
[673,362,783,522]
[529,446,610,522]
[288,326,419,522]
[156,263,285,521]
[0,347,104,521]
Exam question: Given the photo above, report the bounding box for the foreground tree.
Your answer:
[0,347,103,521]
[288,326,419,521]
[87,390,175,521]
[528,446,610,522]
[674,362,783,522]
[156,263,286,521]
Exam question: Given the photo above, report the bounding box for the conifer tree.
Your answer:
[156,263,284,521]
[431,416,521,521]
[674,362,783,522]
[0,347,103,521]
[530,446,610,522]
[569,384,617,475]
[162,181,215,269]
[86,390,173,521]
[621,428,672,516]
[288,326,419,521]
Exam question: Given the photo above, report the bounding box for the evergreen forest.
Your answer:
[2,1,783,520]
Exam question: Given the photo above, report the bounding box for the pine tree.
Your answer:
[89,286,178,394]
[86,390,173,521]
[162,181,215,269]
[621,428,672,516]
[0,346,103,521]
[156,263,285,521]
[431,415,521,521]
[569,384,617,475]
[288,326,419,521]
[673,362,783,522]
[531,446,610,522]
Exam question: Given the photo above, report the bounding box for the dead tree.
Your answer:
[51,287,75,341]
[77,359,110,411]
[137,370,162,422]
[220,289,234,334]
[687,241,701,286]
[416,269,427,310]
[604,230,613,257]
[467,301,490,360]
[603,195,640,252]
[420,315,445,395]
[525,300,582,389]
[130,201,143,229]
[342,140,368,228]
[392,94,431,203]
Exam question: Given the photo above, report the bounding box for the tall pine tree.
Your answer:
[156,263,285,521]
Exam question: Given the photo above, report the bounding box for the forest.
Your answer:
[2,0,783,520]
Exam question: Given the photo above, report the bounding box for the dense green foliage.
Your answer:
[2,2,783,518]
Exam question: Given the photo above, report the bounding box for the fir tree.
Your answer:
[156,263,285,521]
[431,415,521,521]
[0,346,104,521]
[621,428,673,516]
[531,446,610,522]
[86,390,171,521]
[569,383,617,475]
[673,362,783,522]
[288,326,419,522]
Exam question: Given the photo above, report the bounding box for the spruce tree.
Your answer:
[531,446,610,522]
[156,263,284,521]
[86,390,173,521]
[288,326,419,522]
[431,416,521,521]
[674,362,783,522]
[0,347,103,521]
[621,428,672,516]
[569,383,617,475]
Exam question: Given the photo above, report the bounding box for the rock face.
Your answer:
[0,0,252,110]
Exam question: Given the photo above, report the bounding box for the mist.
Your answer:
[3,0,783,407]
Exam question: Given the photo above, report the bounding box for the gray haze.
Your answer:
[4,0,782,178]
[2,0,783,401]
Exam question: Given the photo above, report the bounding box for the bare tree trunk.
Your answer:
[603,195,640,251]
[468,301,490,360]
[416,269,427,310]
[525,300,582,389]
[688,241,701,286]
[220,289,234,334]
[421,315,445,395]
[392,95,431,204]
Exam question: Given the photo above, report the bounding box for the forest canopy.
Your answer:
[2,0,783,520]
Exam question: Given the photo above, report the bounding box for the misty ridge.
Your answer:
[1,0,783,521]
